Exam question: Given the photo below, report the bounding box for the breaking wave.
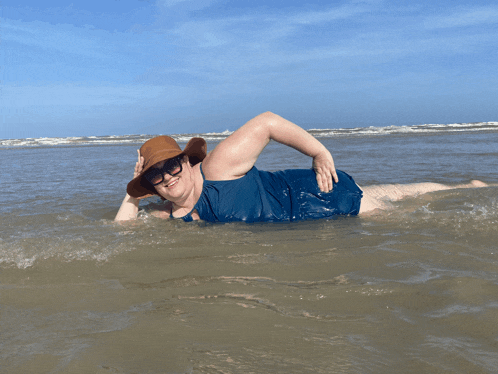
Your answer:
[2,122,497,148]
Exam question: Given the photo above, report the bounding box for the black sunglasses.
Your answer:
[144,155,184,186]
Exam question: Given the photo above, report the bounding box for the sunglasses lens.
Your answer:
[144,156,183,186]
[145,169,163,186]
[166,158,182,176]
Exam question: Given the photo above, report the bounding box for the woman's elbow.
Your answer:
[254,112,282,129]
[258,111,277,120]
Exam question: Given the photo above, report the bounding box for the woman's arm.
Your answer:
[115,151,144,222]
[203,112,338,192]
[115,193,140,221]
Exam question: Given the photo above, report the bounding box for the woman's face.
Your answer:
[153,155,194,201]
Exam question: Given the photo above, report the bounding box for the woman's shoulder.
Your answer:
[200,152,255,182]
[200,152,228,180]
[200,138,258,181]
[148,200,173,219]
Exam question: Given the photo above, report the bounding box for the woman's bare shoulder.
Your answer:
[148,200,173,219]
[201,149,250,181]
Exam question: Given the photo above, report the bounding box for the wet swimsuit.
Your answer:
[171,165,363,223]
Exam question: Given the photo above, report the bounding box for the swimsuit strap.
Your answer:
[199,162,205,179]
[169,203,195,222]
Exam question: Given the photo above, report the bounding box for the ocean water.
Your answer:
[1,122,497,373]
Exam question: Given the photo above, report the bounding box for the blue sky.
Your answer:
[1,0,497,138]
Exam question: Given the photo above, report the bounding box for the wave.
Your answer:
[1,122,497,148]
[308,121,498,137]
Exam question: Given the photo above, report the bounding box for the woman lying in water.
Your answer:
[115,112,487,222]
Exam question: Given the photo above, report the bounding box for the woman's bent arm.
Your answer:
[203,112,338,192]
[115,194,140,221]
[115,150,144,222]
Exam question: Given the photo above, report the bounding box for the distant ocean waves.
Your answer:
[1,122,497,148]
[308,121,498,137]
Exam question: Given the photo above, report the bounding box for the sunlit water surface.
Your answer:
[1,129,497,373]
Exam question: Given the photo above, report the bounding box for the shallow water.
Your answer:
[1,128,497,373]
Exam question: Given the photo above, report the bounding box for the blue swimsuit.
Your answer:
[172,165,363,223]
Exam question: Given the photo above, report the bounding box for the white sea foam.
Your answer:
[1,122,496,148]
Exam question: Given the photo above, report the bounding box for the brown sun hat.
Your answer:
[126,136,207,199]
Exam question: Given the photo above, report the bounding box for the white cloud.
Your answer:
[156,0,218,11]
[424,5,498,29]
[3,19,112,60]
[286,3,372,25]
[2,84,169,108]
[161,2,498,72]
[2,0,497,137]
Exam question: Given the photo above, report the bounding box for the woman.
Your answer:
[115,112,487,222]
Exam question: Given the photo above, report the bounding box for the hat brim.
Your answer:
[126,137,207,199]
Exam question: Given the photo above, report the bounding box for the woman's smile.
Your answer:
[165,178,179,188]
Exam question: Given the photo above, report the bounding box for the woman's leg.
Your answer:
[359,180,488,214]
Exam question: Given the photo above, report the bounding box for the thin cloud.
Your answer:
[152,2,496,80]
[3,84,167,107]
[285,3,373,25]
[156,0,219,11]
[4,19,114,60]
[1,0,497,138]
[424,5,498,29]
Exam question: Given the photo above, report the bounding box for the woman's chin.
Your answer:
[157,183,183,200]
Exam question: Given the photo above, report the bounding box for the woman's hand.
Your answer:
[134,150,145,179]
[312,150,339,193]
